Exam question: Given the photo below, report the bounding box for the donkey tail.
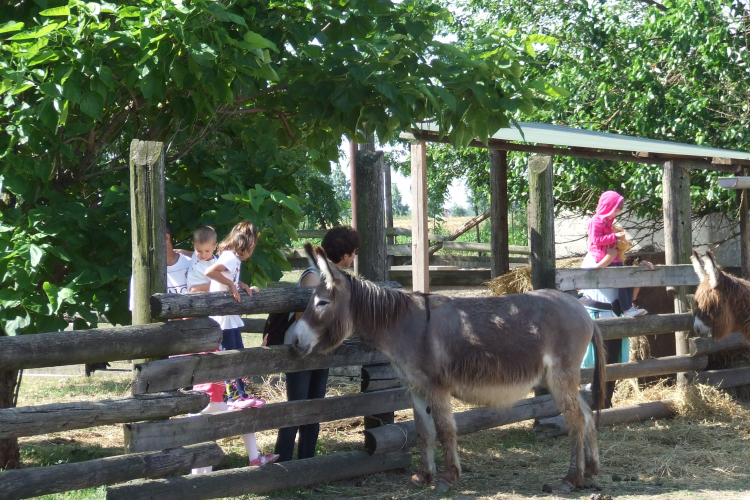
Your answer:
[591,322,607,427]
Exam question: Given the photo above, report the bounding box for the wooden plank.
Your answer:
[125,388,411,453]
[130,139,167,327]
[411,139,429,292]
[428,210,490,256]
[579,355,708,384]
[150,281,402,320]
[106,450,412,500]
[389,265,459,271]
[401,131,742,172]
[387,244,412,256]
[132,342,389,394]
[690,332,748,356]
[554,264,698,291]
[596,313,694,341]
[0,443,223,500]
[0,391,208,440]
[535,400,675,439]
[528,155,555,290]
[356,150,387,281]
[490,149,510,277]
[364,392,592,455]
[689,366,750,388]
[0,318,222,371]
[441,241,531,255]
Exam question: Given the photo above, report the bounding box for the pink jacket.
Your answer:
[587,191,624,264]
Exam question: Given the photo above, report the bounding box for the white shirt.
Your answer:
[209,250,244,330]
[129,253,191,310]
[187,253,216,291]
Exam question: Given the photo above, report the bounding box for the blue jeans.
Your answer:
[222,328,247,395]
[609,262,634,312]
[275,368,329,461]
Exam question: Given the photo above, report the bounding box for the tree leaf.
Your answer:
[39,6,71,16]
[29,244,44,267]
[80,91,105,120]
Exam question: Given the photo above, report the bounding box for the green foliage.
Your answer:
[451,0,750,218]
[0,0,551,335]
[391,184,410,217]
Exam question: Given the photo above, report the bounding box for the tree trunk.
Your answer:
[0,368,20,469]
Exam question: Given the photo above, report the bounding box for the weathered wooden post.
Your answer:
[527,155,555,290]
[410,139,429,293]
[355,143,391,430]
[490,149,510,278]
[741,171,750,280]
[355,150,387,282]
[662,160,692,384]
[130,140,167,326]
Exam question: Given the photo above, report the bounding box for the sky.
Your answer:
[337,137,469,210]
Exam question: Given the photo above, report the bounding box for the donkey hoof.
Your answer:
[559,480,575,493]
[410,473,431,487]
[435,480,452,493]
[584,477,601,490]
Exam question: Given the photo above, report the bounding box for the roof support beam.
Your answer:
[399,132,740,172]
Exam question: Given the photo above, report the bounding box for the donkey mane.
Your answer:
[346,274,414,333]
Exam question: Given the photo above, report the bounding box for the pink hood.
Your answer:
[595,191,624,220]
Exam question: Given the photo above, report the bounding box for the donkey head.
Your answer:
[293,242,355,356]
[690,250,733,340]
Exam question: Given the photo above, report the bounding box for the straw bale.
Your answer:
[485,257,583,296]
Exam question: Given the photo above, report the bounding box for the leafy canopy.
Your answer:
[0,0,556,335]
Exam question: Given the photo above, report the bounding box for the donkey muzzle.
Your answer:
[693,316,711,338]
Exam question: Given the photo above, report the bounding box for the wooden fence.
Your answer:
[1,268,748,500]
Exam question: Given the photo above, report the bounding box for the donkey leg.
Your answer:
[429,389,461,492]
[548,375,586,491]
[410,393,437,486]
[579,394,600,486]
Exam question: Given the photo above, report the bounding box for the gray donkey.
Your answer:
[293,243,606,492]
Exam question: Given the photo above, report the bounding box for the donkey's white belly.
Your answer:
[452,379,539,408]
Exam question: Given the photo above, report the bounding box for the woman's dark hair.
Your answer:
[322,226,359,264]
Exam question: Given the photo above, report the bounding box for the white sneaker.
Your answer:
[623,307,647,317]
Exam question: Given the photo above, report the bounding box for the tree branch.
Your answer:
[634,0,668,12]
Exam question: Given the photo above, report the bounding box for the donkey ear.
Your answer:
[304,242,317,270]
[313,246,336,290]
[702,250,720,289]
[691,250,707,283]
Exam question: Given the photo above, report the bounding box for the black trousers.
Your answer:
[274,368,329,461]
[603,338,622,409]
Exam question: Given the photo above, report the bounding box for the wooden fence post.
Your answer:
[130,140,166,326]
[384,163,394,270]
[740,168,750,280]
[411,139,429,293]
[355,150,387,282]
[662,160,692,384]
[528,155,555,290]
[490,149,510,278]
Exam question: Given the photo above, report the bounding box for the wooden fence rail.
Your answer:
[106,450,412,500]
[0,391,208,440]
[0,318,221,371]
[0,443,224,500]
[125,388,411,453]
[555,264,698,291]
[690,332,749,356]
[150,281,401,320]
[597,313,694,341]
[132,342,388,395]
[579,355,708,384]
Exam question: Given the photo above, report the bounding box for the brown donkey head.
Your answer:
[690,250,735,340]
[293,243,355,355]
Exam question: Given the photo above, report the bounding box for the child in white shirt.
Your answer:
[187,226,218,292]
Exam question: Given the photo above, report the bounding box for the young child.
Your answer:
[187,226,218,293]
[583,190,652,317]
[194,220,277,472]
[205,221,261,403]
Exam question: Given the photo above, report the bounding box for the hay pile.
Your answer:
[485,257,584,295]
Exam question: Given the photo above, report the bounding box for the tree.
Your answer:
[450,0,750,219]
[391,184,410,217]
[0,0,557,467]
[450,204,469,217]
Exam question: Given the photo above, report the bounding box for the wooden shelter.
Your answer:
[400,122,750,361]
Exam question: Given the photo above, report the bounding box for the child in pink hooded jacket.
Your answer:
[585,191,651,317]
